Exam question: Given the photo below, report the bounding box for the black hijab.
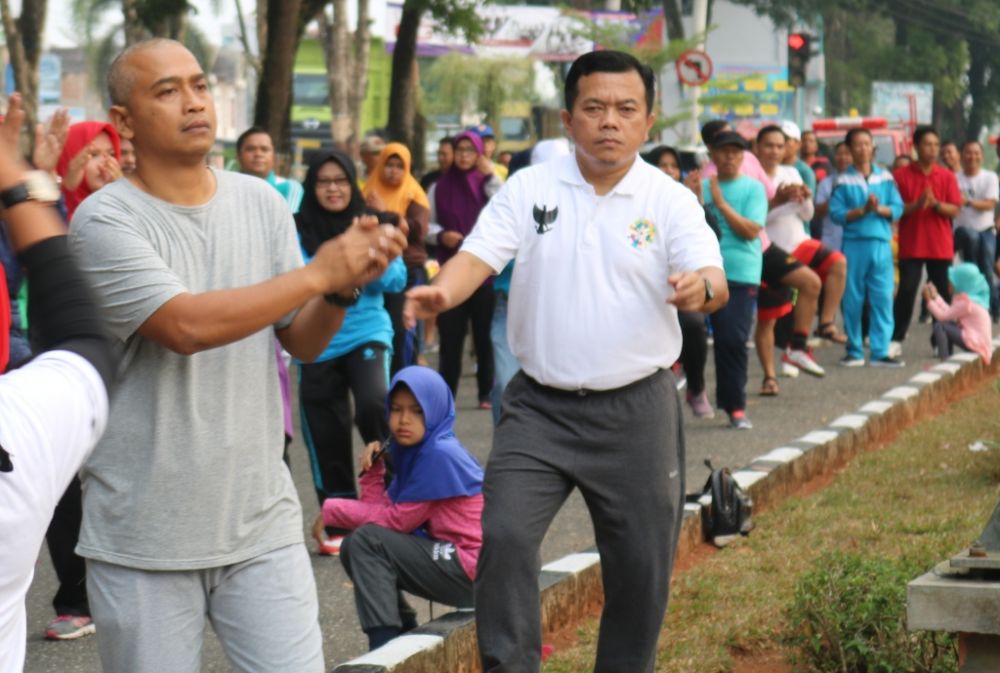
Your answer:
[296,150,371,256]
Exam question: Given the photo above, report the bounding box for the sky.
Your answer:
[38,0,385,50]
[40,0,238,49]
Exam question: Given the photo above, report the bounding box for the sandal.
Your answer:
[815,322,848,344]
[760,376,779,396]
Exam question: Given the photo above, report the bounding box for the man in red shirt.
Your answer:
[891,125,961,351]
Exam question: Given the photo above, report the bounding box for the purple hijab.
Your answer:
[434,131,490,264]
[385,366,484,504]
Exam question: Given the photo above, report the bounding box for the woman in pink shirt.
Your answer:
[313,365,484,650]
[923,262,993,364]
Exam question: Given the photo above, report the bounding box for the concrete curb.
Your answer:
[332,340,1000,673]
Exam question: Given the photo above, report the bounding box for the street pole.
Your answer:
[691,0,708,144]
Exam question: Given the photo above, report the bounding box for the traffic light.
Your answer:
[787,33,812,88]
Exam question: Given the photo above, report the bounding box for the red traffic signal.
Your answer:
[788,33,807,51]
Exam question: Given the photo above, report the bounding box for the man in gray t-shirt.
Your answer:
[68,39,406,673]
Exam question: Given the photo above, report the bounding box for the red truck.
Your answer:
[812,117,913,166]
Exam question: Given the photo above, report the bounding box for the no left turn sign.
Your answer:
[675,49,713,87]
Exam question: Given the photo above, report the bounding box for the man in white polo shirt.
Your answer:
[406,50,727,673]
[954,140,999,320]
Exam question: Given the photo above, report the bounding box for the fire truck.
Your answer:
[812,117,913,166]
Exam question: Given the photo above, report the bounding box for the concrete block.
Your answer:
[884,385,920,400]
[859,399,894,415]
[910,372,943,385]
[908,565,1000,634]
[830,414,867,430]
[931,362,961,375]
[797,429,840,445]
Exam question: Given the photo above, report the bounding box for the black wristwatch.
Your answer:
[0,170,60,209]
[324,287,362,307]
[703,276,714,305]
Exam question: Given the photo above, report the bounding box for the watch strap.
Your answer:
[0,183,30,210]
[324,287,362,307]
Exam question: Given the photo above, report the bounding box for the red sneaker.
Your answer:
[318,535,345,556]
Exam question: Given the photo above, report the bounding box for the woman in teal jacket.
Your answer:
[296,150,406,554]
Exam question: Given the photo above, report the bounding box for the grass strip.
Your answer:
[542,377,1000,673]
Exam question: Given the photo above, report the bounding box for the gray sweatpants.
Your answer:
[339,523,473,631]
[476,369,685,673]
[87,543,323,673]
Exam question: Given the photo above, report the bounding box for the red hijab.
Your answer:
[56,122,122,220]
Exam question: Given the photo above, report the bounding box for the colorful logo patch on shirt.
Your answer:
[627,218,656,249]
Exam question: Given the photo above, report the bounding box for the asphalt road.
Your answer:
[23,319,942,672]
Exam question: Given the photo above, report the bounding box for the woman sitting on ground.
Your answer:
[313,365,484,651]
[923,263,993,364]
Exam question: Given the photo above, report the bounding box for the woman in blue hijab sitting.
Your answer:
[313,365,484,650]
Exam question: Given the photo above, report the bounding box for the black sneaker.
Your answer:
[870,356,905,368]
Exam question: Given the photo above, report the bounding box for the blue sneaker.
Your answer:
[728,410,753,430]
[870,356,905,368]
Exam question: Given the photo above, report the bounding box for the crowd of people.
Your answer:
[641,118,997,427]
[1,37,997,673]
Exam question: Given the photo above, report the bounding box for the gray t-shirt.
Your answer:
[69,169,306,570]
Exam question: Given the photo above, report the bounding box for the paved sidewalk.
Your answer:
[23,320,944,672]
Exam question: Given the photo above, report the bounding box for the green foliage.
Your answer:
[422,0,487,44]
[565,12,752,135]
[732,0,1000,136]
[785,551,957,673]
[422,52,536,121]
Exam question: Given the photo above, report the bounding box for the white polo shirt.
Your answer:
[0,351,108,673]
[956,169,999,233]
[461,153,723,391]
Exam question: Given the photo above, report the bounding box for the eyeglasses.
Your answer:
[316,177,352,190]
[454,147,478,156]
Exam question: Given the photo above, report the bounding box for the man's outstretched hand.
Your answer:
[404,285,451,329]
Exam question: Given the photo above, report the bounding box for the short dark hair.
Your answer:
[834,141,848,152]
[236,126,271,152]
[756,124,785,145]
[845,127,872,147]
[913,125,938,146]
[961,139,982,152]
[564,50,655,114]
[107,38,182,106]
[643,145,680,169]
[700,120,729,146]
[438,136,454,148]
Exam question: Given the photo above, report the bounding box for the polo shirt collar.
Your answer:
[558,153,644,196]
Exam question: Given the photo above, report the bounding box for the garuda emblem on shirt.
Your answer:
[532,204,558,234]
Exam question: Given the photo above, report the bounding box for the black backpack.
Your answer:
[687,460,753,547]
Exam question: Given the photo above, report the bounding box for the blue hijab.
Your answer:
[385,366,484,504]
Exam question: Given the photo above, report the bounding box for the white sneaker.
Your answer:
[781,361,800,378]
[888,341,903,358]
[783,348,826,377]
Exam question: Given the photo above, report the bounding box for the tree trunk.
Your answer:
[661,0,684,41]
[1,0,46,144]
[386,0,426,150]
[349,0,371,149]
[254,0,304,158]
[323,0,352,146]
[965,42,990,140]
[122,0,146,45]
[234,0,262,76]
